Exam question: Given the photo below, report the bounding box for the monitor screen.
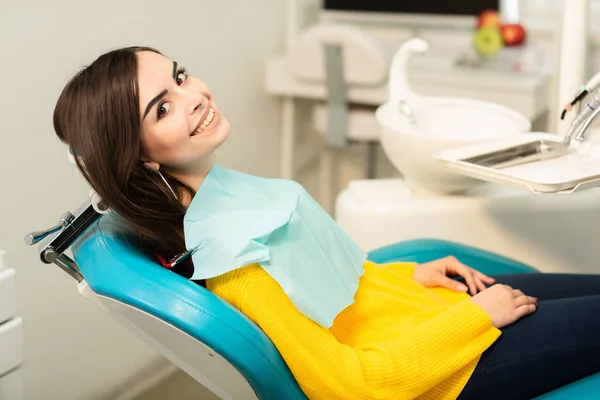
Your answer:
[323,1,499,17]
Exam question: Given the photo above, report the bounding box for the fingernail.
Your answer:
[457,283,468,292]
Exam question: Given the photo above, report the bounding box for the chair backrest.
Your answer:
[71,214,308,400]
[286,23,388,85]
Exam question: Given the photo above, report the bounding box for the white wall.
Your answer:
[0,1,285,399]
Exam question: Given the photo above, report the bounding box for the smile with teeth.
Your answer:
[192,107,216,135]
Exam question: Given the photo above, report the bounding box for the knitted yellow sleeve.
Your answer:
[382,261,418,279]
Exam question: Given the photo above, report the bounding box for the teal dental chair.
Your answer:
[25,203,600,400]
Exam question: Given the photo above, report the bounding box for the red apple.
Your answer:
[501,23,527,46]
[477,10,501,29]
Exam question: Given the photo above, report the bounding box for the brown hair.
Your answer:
[53,46,196,278]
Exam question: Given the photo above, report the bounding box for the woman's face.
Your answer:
[137,51,230,172]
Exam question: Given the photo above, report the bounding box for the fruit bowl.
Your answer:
[474,9,527,58]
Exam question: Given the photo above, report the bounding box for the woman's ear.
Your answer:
[143,160,160,171]
[68,146,87,169]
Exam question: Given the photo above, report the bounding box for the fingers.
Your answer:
[444,257,479,295]
[513,294,537,307]
[516,303,538,318]
[435,275,469,293]
[474,270,496,285]
[513,289,538,319]
[449,259,496,295]
[473,276,488,293]
[434,256,507,296]
[463,273,478,296]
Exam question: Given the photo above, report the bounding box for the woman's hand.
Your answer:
[471,284,538,328]
[412,256,496,295]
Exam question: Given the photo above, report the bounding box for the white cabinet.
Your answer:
[0,318,23,377]
[0,252,23,400]
[0,269,17,325]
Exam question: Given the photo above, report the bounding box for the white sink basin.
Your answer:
[377,38,532,194]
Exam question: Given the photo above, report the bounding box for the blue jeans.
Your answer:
[458,273,600,400]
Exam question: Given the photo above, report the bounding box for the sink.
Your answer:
[377,38,532,194]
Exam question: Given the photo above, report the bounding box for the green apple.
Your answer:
[474,27,504,58]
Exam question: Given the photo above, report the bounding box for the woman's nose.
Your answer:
[191,101,201,114]
[184,90,205,115]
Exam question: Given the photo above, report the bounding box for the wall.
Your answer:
[0,1,285,398]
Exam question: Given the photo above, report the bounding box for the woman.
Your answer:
[53,47,600,400]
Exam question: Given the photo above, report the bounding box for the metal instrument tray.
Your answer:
[436,133,600,194]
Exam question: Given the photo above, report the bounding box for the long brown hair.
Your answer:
[53,46,196,278]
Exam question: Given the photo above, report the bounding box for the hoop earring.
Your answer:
[144,162,178,200]
[155,169,178,200]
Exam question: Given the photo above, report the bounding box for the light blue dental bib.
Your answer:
[183,164,367,328]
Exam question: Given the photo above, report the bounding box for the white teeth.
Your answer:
[199,108,215,130]
[192,108,216,136]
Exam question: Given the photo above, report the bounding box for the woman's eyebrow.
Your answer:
[172,61,178,79]
[143,89,168,120]
[142,61,179,120]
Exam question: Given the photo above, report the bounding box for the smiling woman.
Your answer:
[53,47,230,280]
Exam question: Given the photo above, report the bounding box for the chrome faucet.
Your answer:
[397,100,416,125]
[572,105,600,143]
[562,88,600,146]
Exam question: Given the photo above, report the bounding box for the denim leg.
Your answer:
[458,294,600,400]
[492,273,600,300]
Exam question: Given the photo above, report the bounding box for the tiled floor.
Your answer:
[134,370,219,400]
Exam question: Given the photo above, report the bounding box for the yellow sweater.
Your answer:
[207,260,501,400]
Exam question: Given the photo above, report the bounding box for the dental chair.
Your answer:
[25,198,600,400]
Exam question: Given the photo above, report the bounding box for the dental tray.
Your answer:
[436,132,600,194]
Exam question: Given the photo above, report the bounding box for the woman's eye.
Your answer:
[176,72,187,86]
[157,102,171,119]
